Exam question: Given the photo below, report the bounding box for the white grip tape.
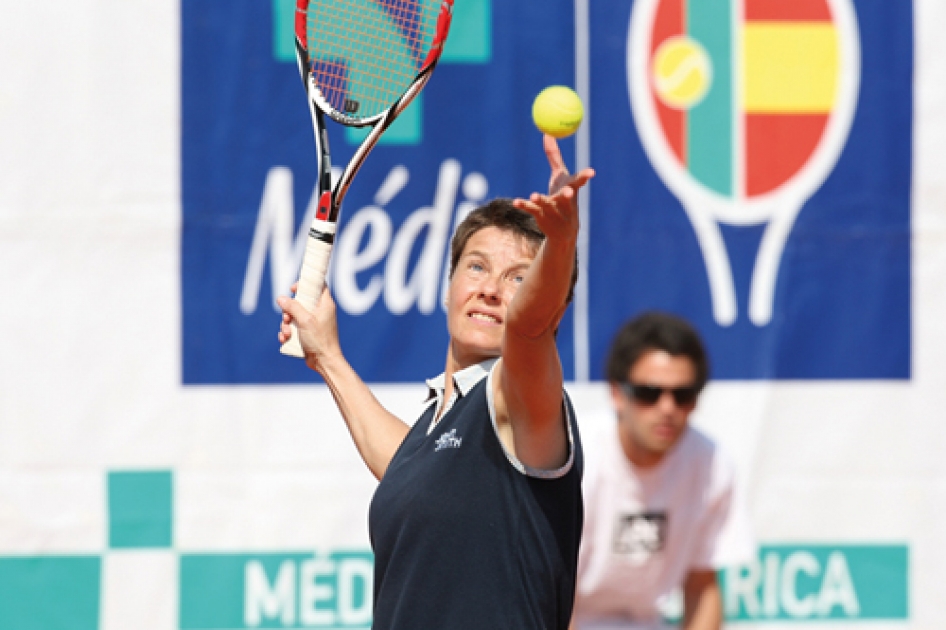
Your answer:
[280,220,336,358]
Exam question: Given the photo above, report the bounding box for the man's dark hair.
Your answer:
[605,311,709,390]
[448,198,579,307]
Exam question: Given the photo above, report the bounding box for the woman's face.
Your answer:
[445,226,536,368]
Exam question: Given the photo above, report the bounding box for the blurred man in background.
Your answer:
[572,312,754,630]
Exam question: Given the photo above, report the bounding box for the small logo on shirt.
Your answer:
[613,512,667,564]
[434,428,463,452]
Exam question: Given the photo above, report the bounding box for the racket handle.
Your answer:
[280,220,336,358]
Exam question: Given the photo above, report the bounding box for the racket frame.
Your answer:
[280,0,452,357]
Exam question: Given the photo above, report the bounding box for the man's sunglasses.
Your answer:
[621,382,700,406]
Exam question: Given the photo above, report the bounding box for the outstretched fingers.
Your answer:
[567,167,596,192]
[513,188,571,219]
[541,135,596,199]
[544,134,568,177]
[512,133,596,238]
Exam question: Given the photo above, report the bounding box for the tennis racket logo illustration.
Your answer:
[281,0,453,357]
[629,0,860,326]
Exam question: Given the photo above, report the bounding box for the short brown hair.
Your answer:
[605,311,709,390]
[448,198,579,307]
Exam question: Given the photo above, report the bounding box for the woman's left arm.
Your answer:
[494,134,594,471]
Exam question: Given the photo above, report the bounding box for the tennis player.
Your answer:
[278,134,594,630]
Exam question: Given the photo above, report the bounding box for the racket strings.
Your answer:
[315,3,427,86]
[306,0,439,121]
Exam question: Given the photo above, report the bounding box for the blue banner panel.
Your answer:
[182,0,578,384]
[587,0,912,379]
[182,0,911,383]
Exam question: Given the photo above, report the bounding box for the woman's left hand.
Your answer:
[513,134,595,242]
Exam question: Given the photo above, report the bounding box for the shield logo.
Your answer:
[629,0,860,326]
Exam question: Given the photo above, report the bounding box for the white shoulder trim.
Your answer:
[485,362,576,479]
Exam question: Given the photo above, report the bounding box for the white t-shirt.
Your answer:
[572,424,754,630]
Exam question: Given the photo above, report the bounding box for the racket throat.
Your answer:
[314,190,334,224]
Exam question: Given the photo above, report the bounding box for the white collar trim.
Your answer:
[425,358,498,400]
[424,359,499,432]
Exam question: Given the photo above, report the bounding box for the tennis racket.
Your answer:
[281,0,454,357]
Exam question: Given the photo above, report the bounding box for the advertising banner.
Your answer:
[1,0,941,629]
[182,0,911,383]
[182,0,579,383]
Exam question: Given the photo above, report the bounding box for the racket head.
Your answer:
[295,0,453,127]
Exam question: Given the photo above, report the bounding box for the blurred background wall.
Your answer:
[1,0,943,628]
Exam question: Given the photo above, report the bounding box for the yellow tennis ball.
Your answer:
[532,86,584,139]
[652,36,712,109]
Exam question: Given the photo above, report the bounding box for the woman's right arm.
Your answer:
[278,290,410,480]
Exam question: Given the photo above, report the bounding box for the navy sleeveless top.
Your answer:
[368,371,583,629]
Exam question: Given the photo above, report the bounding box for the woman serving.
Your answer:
[278,134,595,630]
